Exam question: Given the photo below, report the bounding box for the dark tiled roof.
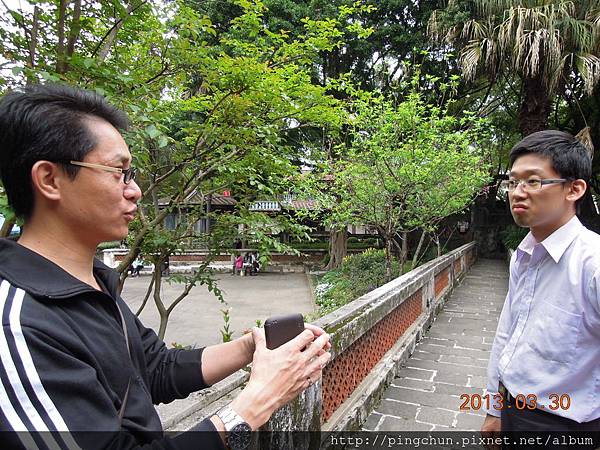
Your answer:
[158,191,236,207]
[158,190,317,210]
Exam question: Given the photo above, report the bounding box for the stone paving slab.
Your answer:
[362,259,508,432]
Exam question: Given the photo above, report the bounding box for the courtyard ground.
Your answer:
[121,272,315,347]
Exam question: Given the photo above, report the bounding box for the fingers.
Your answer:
[252,327,266,350]
[305,376,313,388]
[304,351,331,389]
[309,349,331,372]
[285,329,315,352]
[303,332,330,360]
[304,324,332,351]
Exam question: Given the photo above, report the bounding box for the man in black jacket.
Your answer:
[0,84,331,449]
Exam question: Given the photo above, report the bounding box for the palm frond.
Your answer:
[427,8,462,43]
[547,54,570,93]
[584,7,600,50]
[445,0,600,94]
[575,53,600,93]
[427,9,442,42]
[545,27,564,78]
[459,40,483,81]
[461,19,488,40]
[575,126,594,159]
[475,0,519,18]
[559,15,594,52]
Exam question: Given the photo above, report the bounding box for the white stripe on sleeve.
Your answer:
[1,280,81,449]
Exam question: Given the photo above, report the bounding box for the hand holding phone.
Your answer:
[264,313,305,350]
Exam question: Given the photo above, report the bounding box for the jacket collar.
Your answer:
[0,238,120,299]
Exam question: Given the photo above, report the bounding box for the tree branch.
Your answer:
[27,6,40,72]
[93,1,148,61]
[66,0,81,58]
[55,0,69,74]
[135,274,155,316]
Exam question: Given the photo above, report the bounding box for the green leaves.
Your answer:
[323,72,492,252]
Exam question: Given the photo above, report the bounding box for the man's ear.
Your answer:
[30,161,65,202]
[567,179,587,203]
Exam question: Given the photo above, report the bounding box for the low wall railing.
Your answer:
[159,242,478,447]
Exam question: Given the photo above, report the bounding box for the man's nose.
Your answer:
[124,179,142,201]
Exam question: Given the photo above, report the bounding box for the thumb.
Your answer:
[252,327,266,350]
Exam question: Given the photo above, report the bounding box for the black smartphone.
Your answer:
[264,313,305,350]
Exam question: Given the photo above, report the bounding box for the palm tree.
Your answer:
[429,0,600,136]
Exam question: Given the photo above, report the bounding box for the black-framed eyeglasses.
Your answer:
[500,178,568,192]
[64,160,137,184]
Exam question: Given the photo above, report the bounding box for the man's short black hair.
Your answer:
[509,130,592,208]
[0,83,129,219]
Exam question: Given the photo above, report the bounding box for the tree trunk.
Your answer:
[411,229,427,270]
[66,0,81,58]
[27,6,40,73]
[97,3,136,62]
[206,193,212,234]
[152,255,169,340]
[0,217,16,237]
[384,236,393,282]
[400,231,408,272]
[55,0,69,74]
[135,275,155,316]
[518,75,551,137]
[326,228,347,270]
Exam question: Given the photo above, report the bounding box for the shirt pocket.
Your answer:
[526,301,582,365]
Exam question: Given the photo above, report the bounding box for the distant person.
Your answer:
[234,253,243,276]
[160,255,169,276]
[482,131,600,445]
[251,251,260,275]
[243,252,252,277]
[130,254,144,277]
[0,84,331,449]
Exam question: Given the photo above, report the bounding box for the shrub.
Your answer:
[314,248,400,315]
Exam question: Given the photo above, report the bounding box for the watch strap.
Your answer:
[216,404,248,431]
[216,405,252,450]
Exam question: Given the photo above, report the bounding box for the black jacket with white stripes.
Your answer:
[0,238,224,449]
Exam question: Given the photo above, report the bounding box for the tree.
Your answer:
[429,0,600,136]
[192,0,459,269]
[324,76,491,280]
[0,0,367,340]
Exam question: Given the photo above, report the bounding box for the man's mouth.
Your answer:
[512,204,528,213]
[124,208,137,221]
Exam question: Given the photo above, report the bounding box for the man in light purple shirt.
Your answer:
[481,131,600,442]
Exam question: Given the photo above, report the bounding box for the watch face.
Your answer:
[229,422,252,450]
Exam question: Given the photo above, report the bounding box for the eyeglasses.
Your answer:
[500,178,568,192]
[64,160,137,184]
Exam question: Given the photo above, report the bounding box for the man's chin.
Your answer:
[102,229,129,244]
[511,213,530,228]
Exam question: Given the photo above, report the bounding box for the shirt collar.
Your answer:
[516,215,583,263]
[540,215,583,263]
[0,238,120,299]
[516,231,537,257]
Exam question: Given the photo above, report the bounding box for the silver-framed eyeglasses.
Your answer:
[500,178,568,192]
[66,160,137,184]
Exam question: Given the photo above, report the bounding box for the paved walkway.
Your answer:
[362,258,508,432]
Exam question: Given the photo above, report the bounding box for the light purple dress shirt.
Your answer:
[486,215,600,422]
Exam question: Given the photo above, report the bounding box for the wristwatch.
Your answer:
[215,404,253,450]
